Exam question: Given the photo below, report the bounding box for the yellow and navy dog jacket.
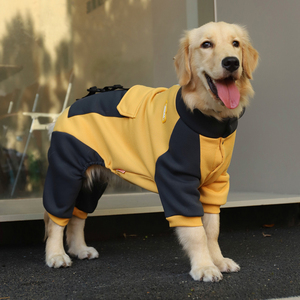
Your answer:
[43,85,241,227]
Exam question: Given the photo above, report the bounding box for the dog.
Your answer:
[43,21,258,282]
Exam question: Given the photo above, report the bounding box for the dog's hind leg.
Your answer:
[66,215,99,260]
[202,213,240,273]
[63,165,108,260]
[44,212,72,268]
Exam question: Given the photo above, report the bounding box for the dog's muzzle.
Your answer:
[204,56,241,109]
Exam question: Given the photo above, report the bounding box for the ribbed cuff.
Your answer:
[48,213,70,227]
[166,215,203,227]
[73,207,88,219]
[202,204,221,214]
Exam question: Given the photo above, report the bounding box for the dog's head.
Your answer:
[174,22,259,119]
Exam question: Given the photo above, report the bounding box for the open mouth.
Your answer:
[205,73,240,109]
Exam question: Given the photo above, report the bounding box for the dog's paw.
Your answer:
[190,265,223,282]
[46,253,72,268]
[68,246,99,260]
[215,258,240,273]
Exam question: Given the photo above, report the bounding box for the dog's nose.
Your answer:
[222,57,240,73]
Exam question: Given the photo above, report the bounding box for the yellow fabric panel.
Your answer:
[54,85,180,192]
[200,171,230,207]
[167,215,203,227]
[117,85,166,118]
[199,132,236,207]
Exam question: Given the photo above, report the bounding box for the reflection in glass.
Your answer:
[0,0,158,199]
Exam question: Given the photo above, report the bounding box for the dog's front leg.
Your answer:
[176,226,223,282]
[44,213,72,268]
[202,213,240,273]
[66,216,99,260]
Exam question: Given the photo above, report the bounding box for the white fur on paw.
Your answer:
[68,246,99,260]
[190,265,223,282]
[46,254,72,268]
[215,258,240,273]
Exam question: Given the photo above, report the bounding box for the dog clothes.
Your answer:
[43,85,240,227]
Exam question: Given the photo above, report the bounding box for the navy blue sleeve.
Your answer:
[154,120,203,219]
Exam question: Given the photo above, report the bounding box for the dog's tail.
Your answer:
[84,165,112,190]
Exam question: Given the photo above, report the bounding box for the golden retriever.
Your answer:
[44,21,258,282]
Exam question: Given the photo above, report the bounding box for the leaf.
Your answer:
[263,224,275,228]
[262,232,272,237]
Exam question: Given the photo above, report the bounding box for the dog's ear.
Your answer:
[174,33,192,86]
[242,39,259,80]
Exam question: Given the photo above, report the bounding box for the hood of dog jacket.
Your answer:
[45,85,242,228]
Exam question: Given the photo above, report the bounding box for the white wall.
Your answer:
[216,0,300,195]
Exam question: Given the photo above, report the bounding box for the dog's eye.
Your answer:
[201,41,213,49]
[233,41,240,47]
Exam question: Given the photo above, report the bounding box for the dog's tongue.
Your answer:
[215,78,240,109]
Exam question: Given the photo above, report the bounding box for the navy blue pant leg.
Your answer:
[43,131,106,219]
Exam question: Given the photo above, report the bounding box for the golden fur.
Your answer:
[175,21,258,120]
[44,22,258,282]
